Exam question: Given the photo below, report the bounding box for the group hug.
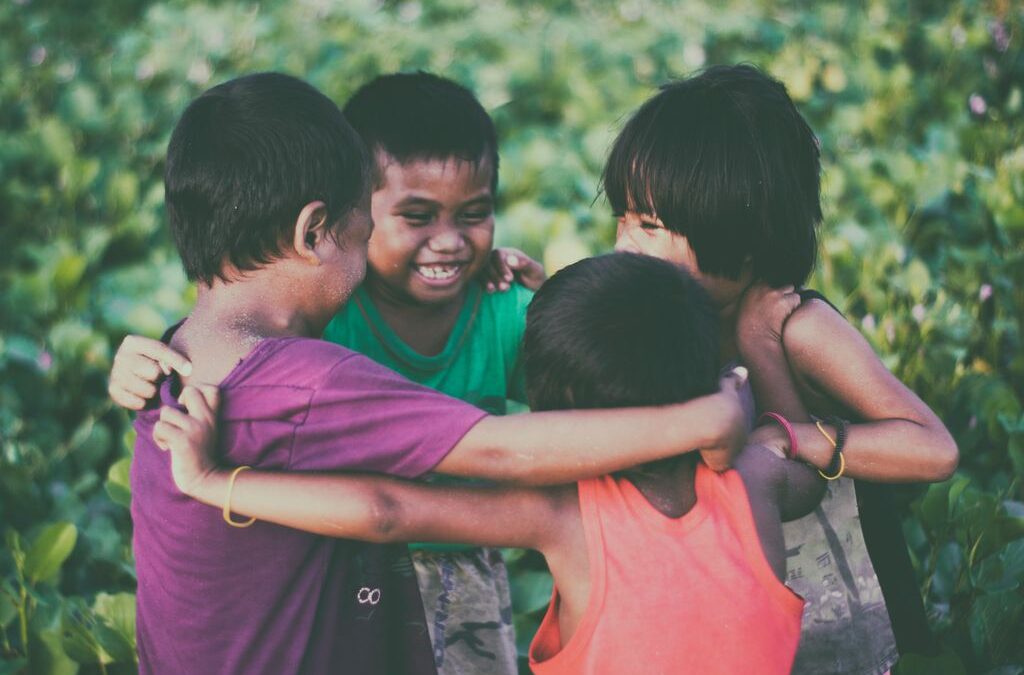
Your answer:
[105,64,959,674]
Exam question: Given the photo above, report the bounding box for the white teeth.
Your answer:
[416,264,460,280]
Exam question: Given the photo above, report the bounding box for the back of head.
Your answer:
[523,253,720,412]
[165,72,369,285]
[602,64,821,287]
[342,71,498,190]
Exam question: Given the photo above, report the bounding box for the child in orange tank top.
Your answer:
[156,253,825,674]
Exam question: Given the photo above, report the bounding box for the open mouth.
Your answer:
[412,262,467,284]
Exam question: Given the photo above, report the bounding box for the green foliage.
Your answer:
[1,0,1022,672]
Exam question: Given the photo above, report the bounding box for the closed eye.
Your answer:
[401,212,433,224]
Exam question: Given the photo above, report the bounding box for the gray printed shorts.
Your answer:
[784,477,899,675]
[411,547,518,675]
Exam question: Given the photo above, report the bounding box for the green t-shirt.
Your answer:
[323,282,532,553]
[322,281,532,415]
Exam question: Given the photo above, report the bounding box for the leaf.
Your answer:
[60,605,103,665]
[969,589,1024,665]
[23,522,78,585]
[105,457,132,508]
[0,659,28,675]
[92,592,136,661]
[893,645,967,675]
[509,570,553,615]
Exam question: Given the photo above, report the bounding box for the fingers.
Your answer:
[120,335,192,376]
[720,366,749,390]
[178,386,218,427]
[108,383,148,411]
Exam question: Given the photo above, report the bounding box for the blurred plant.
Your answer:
[1,0,1021,672]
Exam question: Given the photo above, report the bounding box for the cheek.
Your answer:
[366,227,419,274]
[466,222,495,268]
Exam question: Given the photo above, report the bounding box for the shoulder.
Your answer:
[782,296,863,365]
[731,445,787,493]
[480,281,533,319]
[243,337,365,388]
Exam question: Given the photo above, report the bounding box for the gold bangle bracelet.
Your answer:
[818,451,846,481]
[814,420,846,480]
[814,420,837,447]
[223,465,256,528]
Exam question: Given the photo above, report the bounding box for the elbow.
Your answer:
[911,426,959,482]
[363,490,406,543]
[928,433,959,482]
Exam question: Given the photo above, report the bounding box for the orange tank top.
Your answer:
[529,463,803,674]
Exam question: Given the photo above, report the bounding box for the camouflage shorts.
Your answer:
[784,477,899,675]
[411,547,518,675]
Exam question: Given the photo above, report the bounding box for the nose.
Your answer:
[614,219,637,253]
[427,220,466,254]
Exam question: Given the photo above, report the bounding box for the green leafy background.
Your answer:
[1,1,1021,673]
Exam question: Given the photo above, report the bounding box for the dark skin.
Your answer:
[616,212,959,482]
[153,285,822,649]
[155,388,822,650]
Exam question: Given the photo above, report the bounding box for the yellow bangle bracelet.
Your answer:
[818,451,846,481]
[223,465,256,528]
[814,420,846,480]
[814,420,837,447]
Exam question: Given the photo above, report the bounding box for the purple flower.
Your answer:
[861,314,877,332]
[990,20,1011,52]
[37,350,53,372]
[969,94,988,116]
[912,304,926,323]
[979,284,993,302]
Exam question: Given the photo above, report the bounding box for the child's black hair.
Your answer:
[342,71,499,191]
[522,253,720,413]
[602,64,821,287]
[165,72,369,285]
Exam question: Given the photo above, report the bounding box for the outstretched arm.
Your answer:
[782,300,958,482]
[434,369,749,483]
[154,386,576,551]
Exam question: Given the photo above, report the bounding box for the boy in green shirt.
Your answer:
[110,72,544,674]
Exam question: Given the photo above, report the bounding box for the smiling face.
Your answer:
[365,155,495,307]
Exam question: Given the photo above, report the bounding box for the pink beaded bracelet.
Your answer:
[758,412,798,460]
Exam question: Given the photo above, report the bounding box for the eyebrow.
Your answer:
[392,193,494,209]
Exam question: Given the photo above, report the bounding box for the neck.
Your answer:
[363,276,469,356]
[717,308,740,365]
[622,455,699,518]
[190,273,327,343]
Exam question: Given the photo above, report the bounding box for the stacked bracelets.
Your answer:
[758,412,849,480]
[815,416,848,480]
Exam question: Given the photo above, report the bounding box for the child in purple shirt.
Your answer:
[133,72,747,674]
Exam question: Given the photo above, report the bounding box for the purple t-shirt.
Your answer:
[131,336,487,674]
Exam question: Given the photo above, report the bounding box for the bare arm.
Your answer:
[434,371,748,484]
[198,469,573,550]
[783,300,958,482]
[735,284,825,521]
[154,386,576,551]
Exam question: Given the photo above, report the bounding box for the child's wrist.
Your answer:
[189,468,230,505]
[792,424,833,469]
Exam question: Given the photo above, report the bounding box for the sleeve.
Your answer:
[289,353,488,477]
[504,284,534,403]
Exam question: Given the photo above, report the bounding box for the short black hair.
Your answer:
[602,64,821,287]
[165,72,370,285]
[522,253,720,413]
[342,71,499,191]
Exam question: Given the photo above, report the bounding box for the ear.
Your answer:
[291,201,329,266]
